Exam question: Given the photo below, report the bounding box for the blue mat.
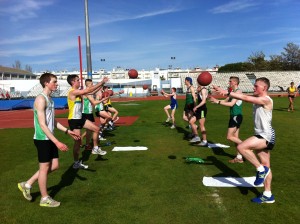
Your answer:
[0,98,68,110]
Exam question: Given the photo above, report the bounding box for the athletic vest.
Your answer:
[253,96,275,142]
[229,88,242,116]
[170,94,177,106]
[95,102,104,112]
[104,98,111,106]
[197,87,208,109]
[82,97,93,114]
[186,86,194,104]
[288,86,296,94]
[33,93,54,140]
[67,88,82,119]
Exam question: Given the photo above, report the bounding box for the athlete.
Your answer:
[18,73,80,207]
[287,81,297,112]
[67,75,108,169]
[162,87,178,129]
[81,79,108,149]
[213,77,276,203]
[189,85,208,146]
[210,76,244,163]
[183,77,196,129]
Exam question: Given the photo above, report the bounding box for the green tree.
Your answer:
[218,62,253,72]
[269,55,284,71]
[281,42,300,70]
[248,51,269,71]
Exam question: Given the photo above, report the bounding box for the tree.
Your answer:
[218,62,253,72]
[281,42,300,70]
[12,60,21,69]
[269,55,284,71]
[25,64,32,72]
[248,51,269,71]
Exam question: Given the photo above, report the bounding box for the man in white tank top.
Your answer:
[18,73,80,207]
[213,77,275,204]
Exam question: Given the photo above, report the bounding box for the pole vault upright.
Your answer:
[84,0,92,79]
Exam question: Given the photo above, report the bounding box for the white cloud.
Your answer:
[0,0,55,21]
[0,34,51,45]
[210,0,260,14]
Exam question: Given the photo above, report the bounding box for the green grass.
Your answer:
[0,97,299,224]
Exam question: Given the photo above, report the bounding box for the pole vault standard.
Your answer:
[78,36,83,88]
[84,0,92,79]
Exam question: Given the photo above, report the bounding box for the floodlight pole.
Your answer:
[84,0,92,79]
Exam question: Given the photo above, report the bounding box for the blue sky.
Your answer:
[0,0,299,72]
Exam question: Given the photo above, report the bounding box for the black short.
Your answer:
[95,111,100,117]
[254,135,275,150]
[104,104,112,112]
[82,113,95,122]
[34,140,59,163]
[228,115,243,128]
[288,95,295,98]
[68,118,87,130]
[184,103,194,113]
[194,108,207,120]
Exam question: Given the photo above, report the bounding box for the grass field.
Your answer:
[0,97,299,224]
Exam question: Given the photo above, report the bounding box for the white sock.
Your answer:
[25,183,31,189]
[93,146,98,150]
[42,196,49,200]
[263,191,272,197]
[202,140,207,143]
[256,165,264,172]
[236,154,243,160]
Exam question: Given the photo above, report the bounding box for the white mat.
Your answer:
[208,143,230,148]
[112,146,148,151]
[202,176,264,187]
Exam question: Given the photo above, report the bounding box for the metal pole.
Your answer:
[84,0,92,79]
[78,36,83,88]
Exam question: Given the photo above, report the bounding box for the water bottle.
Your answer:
[185,157,204,164]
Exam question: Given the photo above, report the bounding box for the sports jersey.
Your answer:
[82,97,93,114]
[253,96,275,143]
[95,102,104,112]
[67,88,82,119]
[288,86,296,94]
[104,98,112,106]
[229,88,242,116]
[170,94,178,107]
[33,93,54,140]
[185,86,194,104]
[197,87,208,110]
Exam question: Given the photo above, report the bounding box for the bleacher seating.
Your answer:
[180,71,300,93]
[26,80,71,97]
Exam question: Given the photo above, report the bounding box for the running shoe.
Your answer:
[17,182,32,201]
[189,136,201,143]
[92,148,107,156]
[170,125,176,129]
[254,166,270,186]
[251,194,275,204]
[166,117,171,122]
[73,161,88,169]
[198,141,208,147]
[40,196,60,207]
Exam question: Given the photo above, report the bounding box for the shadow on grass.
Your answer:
[204,155,261,196]
[175,126,192,140]
[273,107,289,112]
[189,141,236,160]
[29,164,96,202]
